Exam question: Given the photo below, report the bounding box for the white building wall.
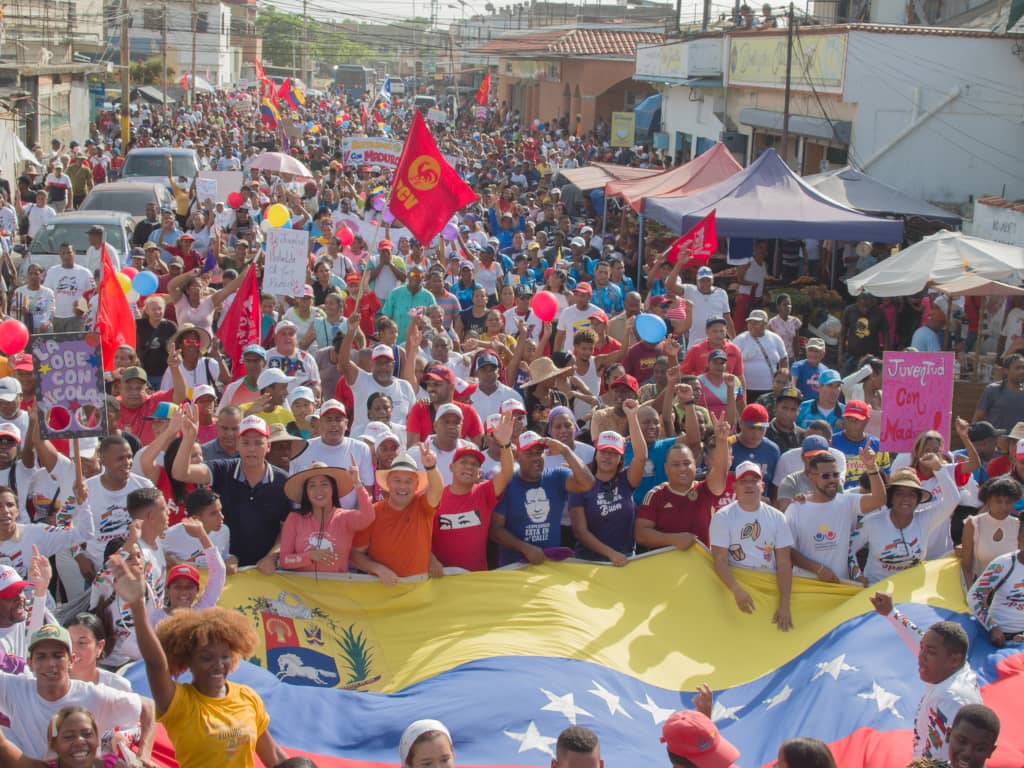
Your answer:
[127,1,232,86]
[844,31,1024,205]
[661,86,725,159]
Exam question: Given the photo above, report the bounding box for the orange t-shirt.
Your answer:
[354,493,436,577]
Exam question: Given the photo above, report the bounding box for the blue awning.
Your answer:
[633,75,723,87]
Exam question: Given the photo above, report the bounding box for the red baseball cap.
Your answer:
[165,563,200,588]
[452,446,485,465]
[590,309,609,324]
[610,374,639,394]
[843,400,871,421]
[661,710,740,768]
[574,282,592,295]
[740,403,770,427]
[423,366,456,386]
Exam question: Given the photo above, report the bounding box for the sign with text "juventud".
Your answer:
[879,351,953,453]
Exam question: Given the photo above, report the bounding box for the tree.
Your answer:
[256,6,371,69]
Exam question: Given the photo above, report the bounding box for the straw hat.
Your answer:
[283,461,356,503]
[522,357,572,388]
[167,322,212,355]
[375,453,428,494]
[886,468,933,506]
[267,423,307,460]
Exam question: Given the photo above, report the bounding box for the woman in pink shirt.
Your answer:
[279,460,374,573]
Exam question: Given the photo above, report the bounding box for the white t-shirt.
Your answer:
[350,368,416,436]
[12,285,55,329]
[83,473,155,569]
[785,493,862,580]
[43,264,94,317]
[86,243,120,271]
[174,295,216,338]
[97,668,133,692]
[709,500,794,572]
[266,348,321,392]
[556,304,601,353]
[0,502,94,577]
[161,521,231,567]
[0,673,142,759]
[408,437,475,486]
[503,308,542,343]
[470,382,522,423]
[24,203,55,238]
[475,261,504,296]
[290,437,374,508]
[0,462,36,523]
[0,595,45,660]
[733,330,788,392]
[573,358,601,421]
[682,284,731,344]
[1001,306,1024,338]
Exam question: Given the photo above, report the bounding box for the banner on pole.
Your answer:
[879,351,954,453]
[30,332,107,439]
[264,228,311,297]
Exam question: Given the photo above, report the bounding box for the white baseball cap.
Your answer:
[191,384,217,401]
[499,398,526,416]
[318,399,347,418]
[238,415,269,437]
[361,421,401,447]
[595,431,626,454]
[0,564,31,599]
[434,402,463,423]
[0,423,22,444]
[371,344,395,361]
[287,386,316,407]
[257,369,296,389]
[0,377,22,402]
[735,461,763,480]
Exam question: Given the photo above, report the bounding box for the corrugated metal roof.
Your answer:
[473,27,663,58]
[729,21,1023,38]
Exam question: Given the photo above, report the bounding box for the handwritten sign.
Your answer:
[198,170,245,204]
[194,177,218,204]
[30,332,106,439]
[879,351,954,453]
[263,228,311,297]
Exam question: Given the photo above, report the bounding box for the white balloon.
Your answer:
[126,290,139,303]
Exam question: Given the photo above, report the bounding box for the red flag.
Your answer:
[474,72,490,106]
[96,245,136,369]
[388,112,478,244]
[217,266,261,374]
[665,210,717,267]
[254,58,266,82]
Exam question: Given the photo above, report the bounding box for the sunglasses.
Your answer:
[180,338,202,347]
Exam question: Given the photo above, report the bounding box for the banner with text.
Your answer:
[341,137,404,169]
[31,332,106,439]
[879,351,954,453]
[264,228,311,297]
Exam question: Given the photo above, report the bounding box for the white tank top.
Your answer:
[738,258,767,297]
[970,512,1019,578]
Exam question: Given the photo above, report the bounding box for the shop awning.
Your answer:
[740,107,851,144]
[605,142,742,212]
[557,162,659,192]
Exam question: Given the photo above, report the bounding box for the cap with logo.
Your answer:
[515,431,545,452]
[0,423,21,445]
[660,710,740,768]
[372,344,395,361]
[0,564,31,599]
[452,446,486,465]
[434,402,464,423]
[805,337,826,351]
[318,399,347,418]
[708,349,728,362]
[818,369,842,387]
[740,403,770,427]
[166,563,200,588]
[595,431,626,454]
[144,401,179,421]
[843,400,871,420]
[777,387,803,403]
[696,266,714,280]
[476,353,500,369]
[573,282,592,295]
[423,366,456,386]
[1015,439,1024,461]
[747,309,769,322]
[610,374,639,394]
[734,461,763,480]
[28,624,72,654]
[801,435,830,456]
[238,415,269,437]
[570,236,586,248]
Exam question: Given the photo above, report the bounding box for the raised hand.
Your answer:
[869,590,894,616]
[493,412,515,446]
[166,346,182,369]
[710,410,732,440]
[622,398,639,418]
[919,452,943,471]
[954,417,970,441]
[179,401,199,440]
[109,553,146,605]
[73,474,88,505]
[544,437,569,456]
[692,684,713,718]
[419,438,437,469]
[858,443,877,471]
[181,517,206,539]
[28,545,51,593]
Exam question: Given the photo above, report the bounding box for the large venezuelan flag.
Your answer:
[127,550,1024,767]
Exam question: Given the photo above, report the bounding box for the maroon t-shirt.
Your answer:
[637,480,721,546]
[432,480,497,571]
[623,340,661,381]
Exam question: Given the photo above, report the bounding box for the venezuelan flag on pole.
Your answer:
[127,551,1024,767]
[260,99,280,129]
[278,78,306,110]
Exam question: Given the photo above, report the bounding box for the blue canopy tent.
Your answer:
[642,149,905,242]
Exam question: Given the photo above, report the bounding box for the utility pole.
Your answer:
[161,1,168,108]
[120,0,130,149]
[190,0,197,105]
[780,2,794,164]
[303,0,310,87]
[700,0,710,31]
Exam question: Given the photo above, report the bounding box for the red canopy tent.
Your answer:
[604,142,743,212]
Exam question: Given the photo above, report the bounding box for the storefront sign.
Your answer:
[728,32,847,93]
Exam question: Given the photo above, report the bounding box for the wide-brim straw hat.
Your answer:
[167,322,212,355]
[375,453,428,494]
[267,423,307,460]
[522,357,572,388]
[283,461,356,503]
[886,470,933,506]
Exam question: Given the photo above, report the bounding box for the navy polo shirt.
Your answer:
[207,459,290,567]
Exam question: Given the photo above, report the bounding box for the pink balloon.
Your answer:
[337,225,354,246]
[121,266,138,279]
[530,291,559,323]
[0,319,29,355]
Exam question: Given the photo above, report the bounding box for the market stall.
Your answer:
[604,142,742,212]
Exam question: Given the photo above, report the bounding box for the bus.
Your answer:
[333,65,375,103]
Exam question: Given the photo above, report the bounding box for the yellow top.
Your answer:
[159,682,269,768]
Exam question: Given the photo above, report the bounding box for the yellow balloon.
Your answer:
[267,203,289,228]
[116,272,132,293]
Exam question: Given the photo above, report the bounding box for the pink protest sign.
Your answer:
[879,351,954,453]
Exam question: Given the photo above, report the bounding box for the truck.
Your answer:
[333,65,375,103]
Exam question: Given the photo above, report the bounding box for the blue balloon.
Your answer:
[635,313,667,344]
[132,270,159,297]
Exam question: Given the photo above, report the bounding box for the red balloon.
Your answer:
[227,191,244,209]
[0,319,29,356]
[337,225,354,247]
[121,266,138,278]
[530,291,559,323]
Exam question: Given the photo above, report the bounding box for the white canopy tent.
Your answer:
[847,230,1024,297]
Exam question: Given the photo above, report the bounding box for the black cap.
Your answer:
[968,421,1005,442]
[705,316,727,328]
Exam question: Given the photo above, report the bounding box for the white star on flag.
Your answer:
[857,681,903,719]
[504,721,557,758]
[635,694,675,725]
[588,681,633,719]
[813,654,859,682]
[540,689,593,725]
[711,699,743,722]
[762,684,793,710]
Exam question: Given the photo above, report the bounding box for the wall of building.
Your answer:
[123,1,233,86]
[844,31,1024,204]
[661,85,726,162]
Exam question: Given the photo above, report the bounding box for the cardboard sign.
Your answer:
[263,228,311,297]
[31,332,107,439]
[194,177,218,204]
[330,213,413,252]
[198,170,245,204]
[610,112,635,147]
[427,108,448,124]
[879,351,954,453]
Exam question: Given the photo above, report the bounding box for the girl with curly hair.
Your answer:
[109,553,287,768]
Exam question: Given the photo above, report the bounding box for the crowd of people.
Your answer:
[0,79,1017,768]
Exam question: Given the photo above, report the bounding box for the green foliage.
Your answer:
[256,7,371,68]
[336,623,374,684]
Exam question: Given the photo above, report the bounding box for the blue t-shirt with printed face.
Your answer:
[496,467,571,565]
[791,360,832,401]
[730,437,781,486]
[625,437,678,505]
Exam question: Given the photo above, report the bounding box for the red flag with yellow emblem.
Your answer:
[387,111,477,244]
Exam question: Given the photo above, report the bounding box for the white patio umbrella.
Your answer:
[248,151,314,180]
[847,230,1024,297]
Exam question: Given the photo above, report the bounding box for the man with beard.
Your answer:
[406,365,483,447]
[785,449,884,583]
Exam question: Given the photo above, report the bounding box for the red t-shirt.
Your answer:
[118,390,174,445]
[432,481,497,571]
[637,480,722,547]
[680,340,745,378]
[344,293,382,338]
[987,455,1010,479]
[406,400,483,443]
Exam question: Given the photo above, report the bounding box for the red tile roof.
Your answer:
[473,27,664,59]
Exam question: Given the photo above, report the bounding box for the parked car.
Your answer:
[413,95,437,114]
[78,181,175,222]
[120,147,200,190]
[17,211,135,279]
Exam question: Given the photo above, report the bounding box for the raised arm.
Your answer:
[547,437,595,493]
[211,261,252,309]
[166,268,200,304]
[170,403,212,485]
[418,439,445,507]
[623,400,647,488]
[139,407,184,484]
[869,591,923,656]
